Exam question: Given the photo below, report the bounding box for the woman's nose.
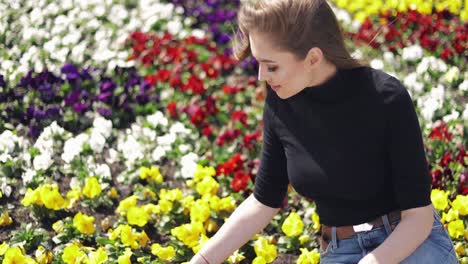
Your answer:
[257,65,269,82]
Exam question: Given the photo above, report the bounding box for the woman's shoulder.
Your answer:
[355,66,409,103]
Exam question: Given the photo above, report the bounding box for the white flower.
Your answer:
[70,177,80,189]
[22,169,36,185]
[105,148,119,164]
[90,130,106,153]
[443,66,460,83]
[180,152,199,179]
[157,133,176,146]
[33,152,53,171]
[459,80,468,92]
[152,146,167,161]
[178,144,190,153]
[403,72,424,94]
[0,130,18,153]
[0,154,11,163]
[167,20,183,35]
[93,116,112,137]
[383,52,395,64]
[170,122,191,135]
[370,59,384,70]
[442,111,460,123]
[62,134,89,163]
[147,111,168,127]
[462,104,468,120]
[402,45,423,62]
[94,164,112,180]
[191,29,206,39]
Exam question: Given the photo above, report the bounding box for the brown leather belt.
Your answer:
[320,210,401,251]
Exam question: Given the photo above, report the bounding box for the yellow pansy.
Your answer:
[254,237,277,263]
[0,242,10,255]
[142,203,159,215]
[88,247,108,264]
[157,199,173,214]
[116,195,138,215]
[299,235,309,244]
[151,243,176,260]
[194,164,216,182]
[181,196,195,209]
[52,220,65,233]
[431,189,449,211]
[0,211,13,226]
[73,212,95,235]
[117,248,133,264]
[312,211,321,232]
[62,244,88,264]
[454,242,465,257]
[35,245,53,264]
[282,212,304,237]
[66,188,82,208]
[253,256,267,264]
[127,206,149,227]
[121,225,140,249]
[159,188,183,201]
[196,176,219,196]
[296,248,320,264]
[452,195,468,215]
[21,188,41,207]
[447,219,465,239]
[228,250,246,264]
[138,230,150,247]
[40,185,66,210]
[140,166,163,183]
[204,219,220,233]
[171,222,205,248]
[190,199,211,223]
[83,177,102,199]
[219,197,236,212]
[192,234,210,254]
[108,187,118,199]
[442,208,459,223]
[3,247,36,264]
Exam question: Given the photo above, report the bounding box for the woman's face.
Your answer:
[249,31,317,99]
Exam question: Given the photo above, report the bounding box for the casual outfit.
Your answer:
[253,66,457,263]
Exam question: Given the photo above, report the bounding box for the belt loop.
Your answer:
[331,226,338,250]
[432,205,441,220]
[382,214,392,235]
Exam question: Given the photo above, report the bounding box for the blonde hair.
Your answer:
[233,0,366,69]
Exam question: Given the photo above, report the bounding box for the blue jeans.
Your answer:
[319,207,458,264]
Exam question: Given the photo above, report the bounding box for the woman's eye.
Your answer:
[267,66,277,72]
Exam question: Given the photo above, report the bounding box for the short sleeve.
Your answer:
[253,94,289,208]
[384,77,432,210]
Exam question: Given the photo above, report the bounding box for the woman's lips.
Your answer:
[271,85,281,91]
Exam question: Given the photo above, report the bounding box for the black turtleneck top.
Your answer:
[253,66,432,226]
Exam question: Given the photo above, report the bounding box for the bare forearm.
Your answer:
[190,194,280,264]
[371,204,433,263]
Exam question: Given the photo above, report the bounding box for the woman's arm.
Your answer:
[359,204,434,264]
[190,194,281,264]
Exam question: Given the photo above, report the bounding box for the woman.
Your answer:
[190,0,458,263]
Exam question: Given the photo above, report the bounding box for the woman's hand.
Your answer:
[357,253,383,264]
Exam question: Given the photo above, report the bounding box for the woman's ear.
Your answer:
[305,47,323,69]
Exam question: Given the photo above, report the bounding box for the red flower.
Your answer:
[428,121,452,142]
[232,110,248,126]
[439,151,453,167]
[216,154,244,176]
[216,129,241,146]
[202,125,213,137]
[230,171,251,192]
[166,101,178,118]
[243,130,261,149]
[183,75,205,94]
[440,47,453,60]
